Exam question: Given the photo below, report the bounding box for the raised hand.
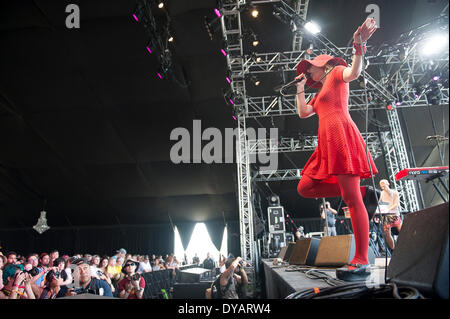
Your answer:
[353,18,377,43]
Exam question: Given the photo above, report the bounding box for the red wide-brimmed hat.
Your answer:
[296,54,347,88]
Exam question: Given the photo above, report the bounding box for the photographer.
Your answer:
[65,258,113,297]
[219,256,248,299]
[1,264,35,299]
[38,268,65,299]
[118,259,145,299]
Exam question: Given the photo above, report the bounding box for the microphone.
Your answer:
[277,73,310,92]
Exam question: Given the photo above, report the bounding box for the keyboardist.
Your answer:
[377,179,402,251]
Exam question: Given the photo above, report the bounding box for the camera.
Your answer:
[25,267,40,277]
[96,270,104,277]
[130,273,140,281]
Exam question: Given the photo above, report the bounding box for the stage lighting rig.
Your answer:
[268,194,280,206]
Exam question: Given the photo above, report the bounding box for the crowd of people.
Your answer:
[0,248,202,299]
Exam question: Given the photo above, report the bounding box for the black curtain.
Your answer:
[204,220,225,250]
[174,222,197,251]
[0,223,174,257]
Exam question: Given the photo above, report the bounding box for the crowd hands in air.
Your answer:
[0,248,203,299]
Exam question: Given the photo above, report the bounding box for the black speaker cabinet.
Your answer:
[173,282,213,299]
[387,202,449,299]
[289,238,321,266]
[179,268,213,283]
[283,242,297,262]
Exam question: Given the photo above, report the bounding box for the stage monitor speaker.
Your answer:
[277,246,288,260]
[289,238,321,266]
[179,268,213,283]
[173,282,213,299]
[387,202,448,299]
[314,234,375,267]
[283,242,296,262]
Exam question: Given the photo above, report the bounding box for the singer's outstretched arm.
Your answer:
[343,18,377,83]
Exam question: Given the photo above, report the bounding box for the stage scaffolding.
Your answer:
[219,0,448,281]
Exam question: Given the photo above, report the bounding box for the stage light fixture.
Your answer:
[214,8,222,18]
[426,82,442,105]
[304,21,321,34]
[158,1,164,9]
[386,104,393,111]
[250,75,260,86]
[168,35,174,42]
[421,33,449,56]
[252,33,259,47]
[268,195,280,206]
[251,8,259,18]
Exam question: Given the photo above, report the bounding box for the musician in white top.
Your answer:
[378,179,402,250]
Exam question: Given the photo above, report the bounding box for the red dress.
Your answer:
[301,65,378,184]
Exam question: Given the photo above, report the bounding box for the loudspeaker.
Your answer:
[283,242,296,262]
[314,234,375,267]
[387,203,448,299]
[289,238,321,266]
[277,246,288,260]
[179,268,213,283]
[173,282,213,299]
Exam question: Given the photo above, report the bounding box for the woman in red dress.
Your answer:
[295,18,378,281]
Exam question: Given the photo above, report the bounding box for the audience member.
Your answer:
[203,252,215,270]
[2,264,35,299]
[219,257,248,299]
[192,253,200,266]
[6,251,18,266]
[49,250,59,267]
[137,255,152,274]
[118,259,145,299]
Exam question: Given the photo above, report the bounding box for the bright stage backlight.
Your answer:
[304,21,321,34]
[421,33,449,56]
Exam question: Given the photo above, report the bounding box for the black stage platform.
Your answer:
[262,259,387,299]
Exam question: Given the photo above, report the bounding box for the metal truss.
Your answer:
[247,132,384,159]
[292,0,310,51]
[220,0,255,267]
[253,168,302,182]
[381,113,420,213]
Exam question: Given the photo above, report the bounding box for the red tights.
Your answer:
[297,175,369,265]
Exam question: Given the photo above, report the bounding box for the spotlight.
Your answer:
[304,21,321,34]
[168,35,174,42]
[226,69,232,84]
[252,33,259,47]
[250,75,260,86]
[386,104,393,111]
[421,33,449,56]
[158,1,164,9]
[268,195,280,206]
[433,75,440,81]
[214,8,222,18]
[221,48,227,56]
[251,8,259,18]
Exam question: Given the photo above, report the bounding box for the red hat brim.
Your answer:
[296,55,348,88]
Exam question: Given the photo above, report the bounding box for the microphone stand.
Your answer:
[322,198,328,237]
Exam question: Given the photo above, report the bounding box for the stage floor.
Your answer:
[262,258,390,299]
